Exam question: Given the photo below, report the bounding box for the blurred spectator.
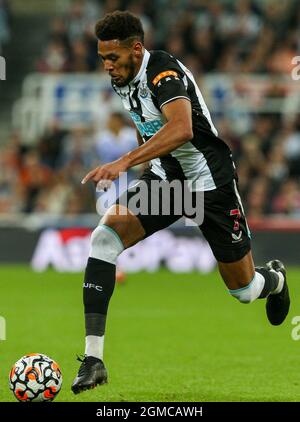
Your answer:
[0,138,22,213]
[94,112,137,165]
[19,150,53,213]
[65,0,100,42]
[70,38,96,72]
[36,39,70,73]
[272,179,300,216]
[49,16,71,52]
[33,173,73,215]
[59,126,97,173]
[282,117,300,177]
[265,142,289,183]
[236,133,266,187]
[267,39,298,75]
[246,177,270,218]
[127,1,154,49]
[93,111,139,214]
[38,120,69,169]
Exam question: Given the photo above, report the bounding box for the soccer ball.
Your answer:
[9,353,62,402]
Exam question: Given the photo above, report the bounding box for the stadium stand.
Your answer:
[0,0,300,217]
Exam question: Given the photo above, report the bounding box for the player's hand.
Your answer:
[81,156,130,190]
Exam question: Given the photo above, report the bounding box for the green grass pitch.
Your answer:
[0,265,299,402]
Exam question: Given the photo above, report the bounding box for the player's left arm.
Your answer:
[82,98,193,187]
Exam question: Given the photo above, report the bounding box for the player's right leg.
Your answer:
[71,204,145,394]
[71,169,182,394]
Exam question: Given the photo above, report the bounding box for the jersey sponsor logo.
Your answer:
[152,70,178,86]
[136,120,164,137]
[231,231,242,242]
[130,111,164,137]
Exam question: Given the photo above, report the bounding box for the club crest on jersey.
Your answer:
[139,83,148,98]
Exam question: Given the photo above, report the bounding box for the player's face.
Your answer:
[98,39,143,87]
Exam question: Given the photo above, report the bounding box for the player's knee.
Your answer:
[228,273,264,304]
[101,205,145,249]
[89,224,124,264]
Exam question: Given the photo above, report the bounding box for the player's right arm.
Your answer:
[136,129,149,170]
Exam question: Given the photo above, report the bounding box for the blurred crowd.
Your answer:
[0,112,138,215]
[1,0,300,218]
[2,112,300,218]
[35,0,300,75]
[221,114,300,218]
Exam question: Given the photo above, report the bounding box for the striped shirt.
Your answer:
[112,49,235,191]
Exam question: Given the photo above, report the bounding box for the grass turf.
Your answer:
[0,265,299,402]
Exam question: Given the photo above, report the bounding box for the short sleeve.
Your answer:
[147,51,191,110]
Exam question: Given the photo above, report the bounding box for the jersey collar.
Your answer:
[130,48,150,85]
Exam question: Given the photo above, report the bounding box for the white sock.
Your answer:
[85,335,104,360]
[270,270,284,295]
[229,272,265,303]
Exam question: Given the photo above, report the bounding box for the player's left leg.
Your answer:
[217,250,290,325]
[198,179,290,325]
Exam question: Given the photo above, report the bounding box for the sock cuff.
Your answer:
[100,224,124,249]
[228,272,264,303]
[89,224,124,264]
[87,257,115,270]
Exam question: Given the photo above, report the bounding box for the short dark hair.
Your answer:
[95,11,144,44]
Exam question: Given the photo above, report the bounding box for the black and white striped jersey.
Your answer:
[112,49,235,191]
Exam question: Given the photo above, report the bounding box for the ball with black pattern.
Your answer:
[9,353,63,402]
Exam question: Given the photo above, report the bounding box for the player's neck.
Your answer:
[135,51,144,76]
[131,48,149,83]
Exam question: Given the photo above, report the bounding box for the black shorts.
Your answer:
[116,169,251,263]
